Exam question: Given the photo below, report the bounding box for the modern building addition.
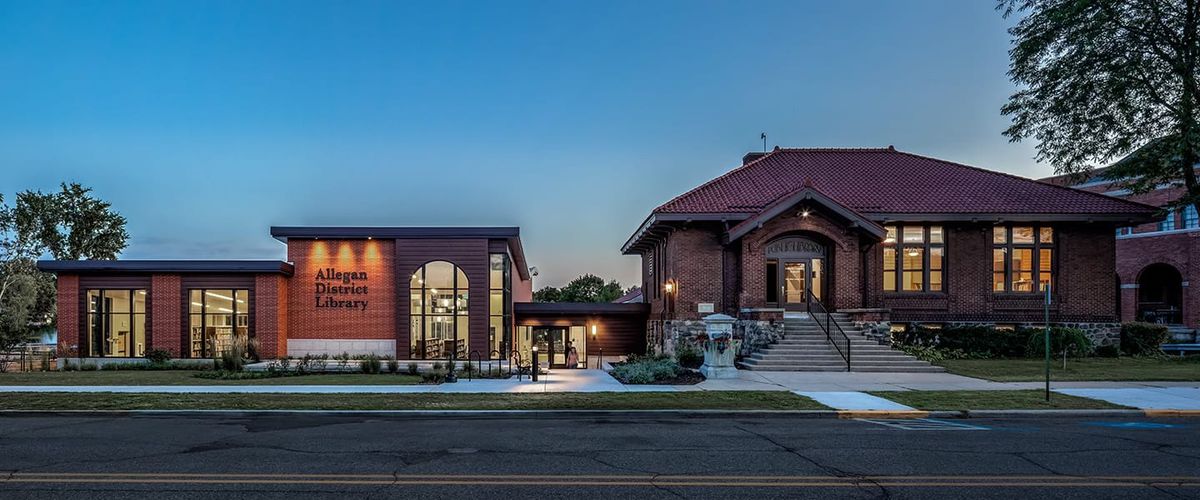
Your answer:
[39,227,648,363]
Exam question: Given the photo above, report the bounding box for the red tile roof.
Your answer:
[654,147,1159,216]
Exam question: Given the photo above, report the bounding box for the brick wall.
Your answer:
[254,274,288,358]
[663,225,725,320]
[55,274,79,355]
[1058,225,1119,320]
[286,238,396,341]
[149,274,181,356]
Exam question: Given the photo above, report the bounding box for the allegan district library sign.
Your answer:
[314,268,370,311]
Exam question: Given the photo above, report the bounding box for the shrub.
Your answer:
[61,359,77,372]
[1025,327,1093,358]
[215,346,246,372]
[675,342,703,369]
[386,357,400,374]
[421,370,448,384]
[359,355,382,374]
[80,362,98,371]
[194,370,297,381]
[431,361,443,371]
[899,345,972,362]
[144,349,172,364]
[460,361,475,375]
[611,356,685,384]
[406,362,419,375]
[1120,322,1170,356]
[892,325,1025,358]
[1094,344,1121,358]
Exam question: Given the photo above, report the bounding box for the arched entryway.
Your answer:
[1137,263,1184,324]
[764,235,829,311]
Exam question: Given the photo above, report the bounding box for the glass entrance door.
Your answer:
[533,327,573,369]
[779,258,825,310]
[783,262,806,306]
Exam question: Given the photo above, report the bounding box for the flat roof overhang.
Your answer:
[270,226,531,281]
[515,302,650,316]
[36,260,295,276]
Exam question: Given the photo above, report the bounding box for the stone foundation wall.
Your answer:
[915,322,1123,348]
[657,318,784,358]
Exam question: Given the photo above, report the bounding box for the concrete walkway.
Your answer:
[796,391,916,411]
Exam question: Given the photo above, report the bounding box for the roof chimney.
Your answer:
[742,151,768,165]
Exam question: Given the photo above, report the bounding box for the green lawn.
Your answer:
[936,356,1200,382]
[0,370,421,386]
[871,390,1131,411]
[0,391,826,411]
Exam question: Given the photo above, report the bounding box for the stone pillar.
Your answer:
[699,313,739,379]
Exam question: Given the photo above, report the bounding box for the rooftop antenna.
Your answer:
[761,132,767,152]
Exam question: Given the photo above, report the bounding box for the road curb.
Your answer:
[0,408,1189,419]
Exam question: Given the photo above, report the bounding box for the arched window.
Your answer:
[410,261,469,359]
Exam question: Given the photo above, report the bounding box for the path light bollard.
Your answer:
[531,346,539,382]
[445,353,458,383]
[699,313,740,379]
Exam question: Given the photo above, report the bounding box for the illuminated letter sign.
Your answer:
[314,268,370,311]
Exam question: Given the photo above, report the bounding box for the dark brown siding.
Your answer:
[515,305,649,356]
[395,238,490,359]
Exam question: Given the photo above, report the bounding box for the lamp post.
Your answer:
[531,345,539,382]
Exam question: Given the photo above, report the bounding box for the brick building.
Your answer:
[38,227,648,366]
[1044,165,1199,337]
[623,147,1160,356]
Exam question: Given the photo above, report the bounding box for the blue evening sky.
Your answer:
[1,0,1036,288]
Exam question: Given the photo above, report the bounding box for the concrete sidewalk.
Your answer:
[1054,387,1200,410]
[2,369,1197,394]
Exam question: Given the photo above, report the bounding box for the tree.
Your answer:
[17,183,128,260]
[1000,0,1200,214]
[533,274,625,303]
[0,195,44,351]
[0,184,128,352]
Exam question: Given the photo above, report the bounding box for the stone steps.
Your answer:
[739,313,943,373]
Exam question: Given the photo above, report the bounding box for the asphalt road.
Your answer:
[0,412,1197,499]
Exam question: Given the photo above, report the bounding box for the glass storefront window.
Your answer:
[84,289,147,357]
[188,288,252,359]
[410,261,469,360]
[489,253,511,359]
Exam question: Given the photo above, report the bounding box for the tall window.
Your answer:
[993,226,1053,293]
[1159,210,1177,232]
[1185,205,1199,229]
[410,261,469,360]
[85,289,146,357]
[489,253,512,360]
[882,225,944,292]
[188,289,250,358]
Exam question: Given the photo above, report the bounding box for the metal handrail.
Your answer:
[807,290,850,371]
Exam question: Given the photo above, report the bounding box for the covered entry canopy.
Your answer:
[514,302,649,357]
